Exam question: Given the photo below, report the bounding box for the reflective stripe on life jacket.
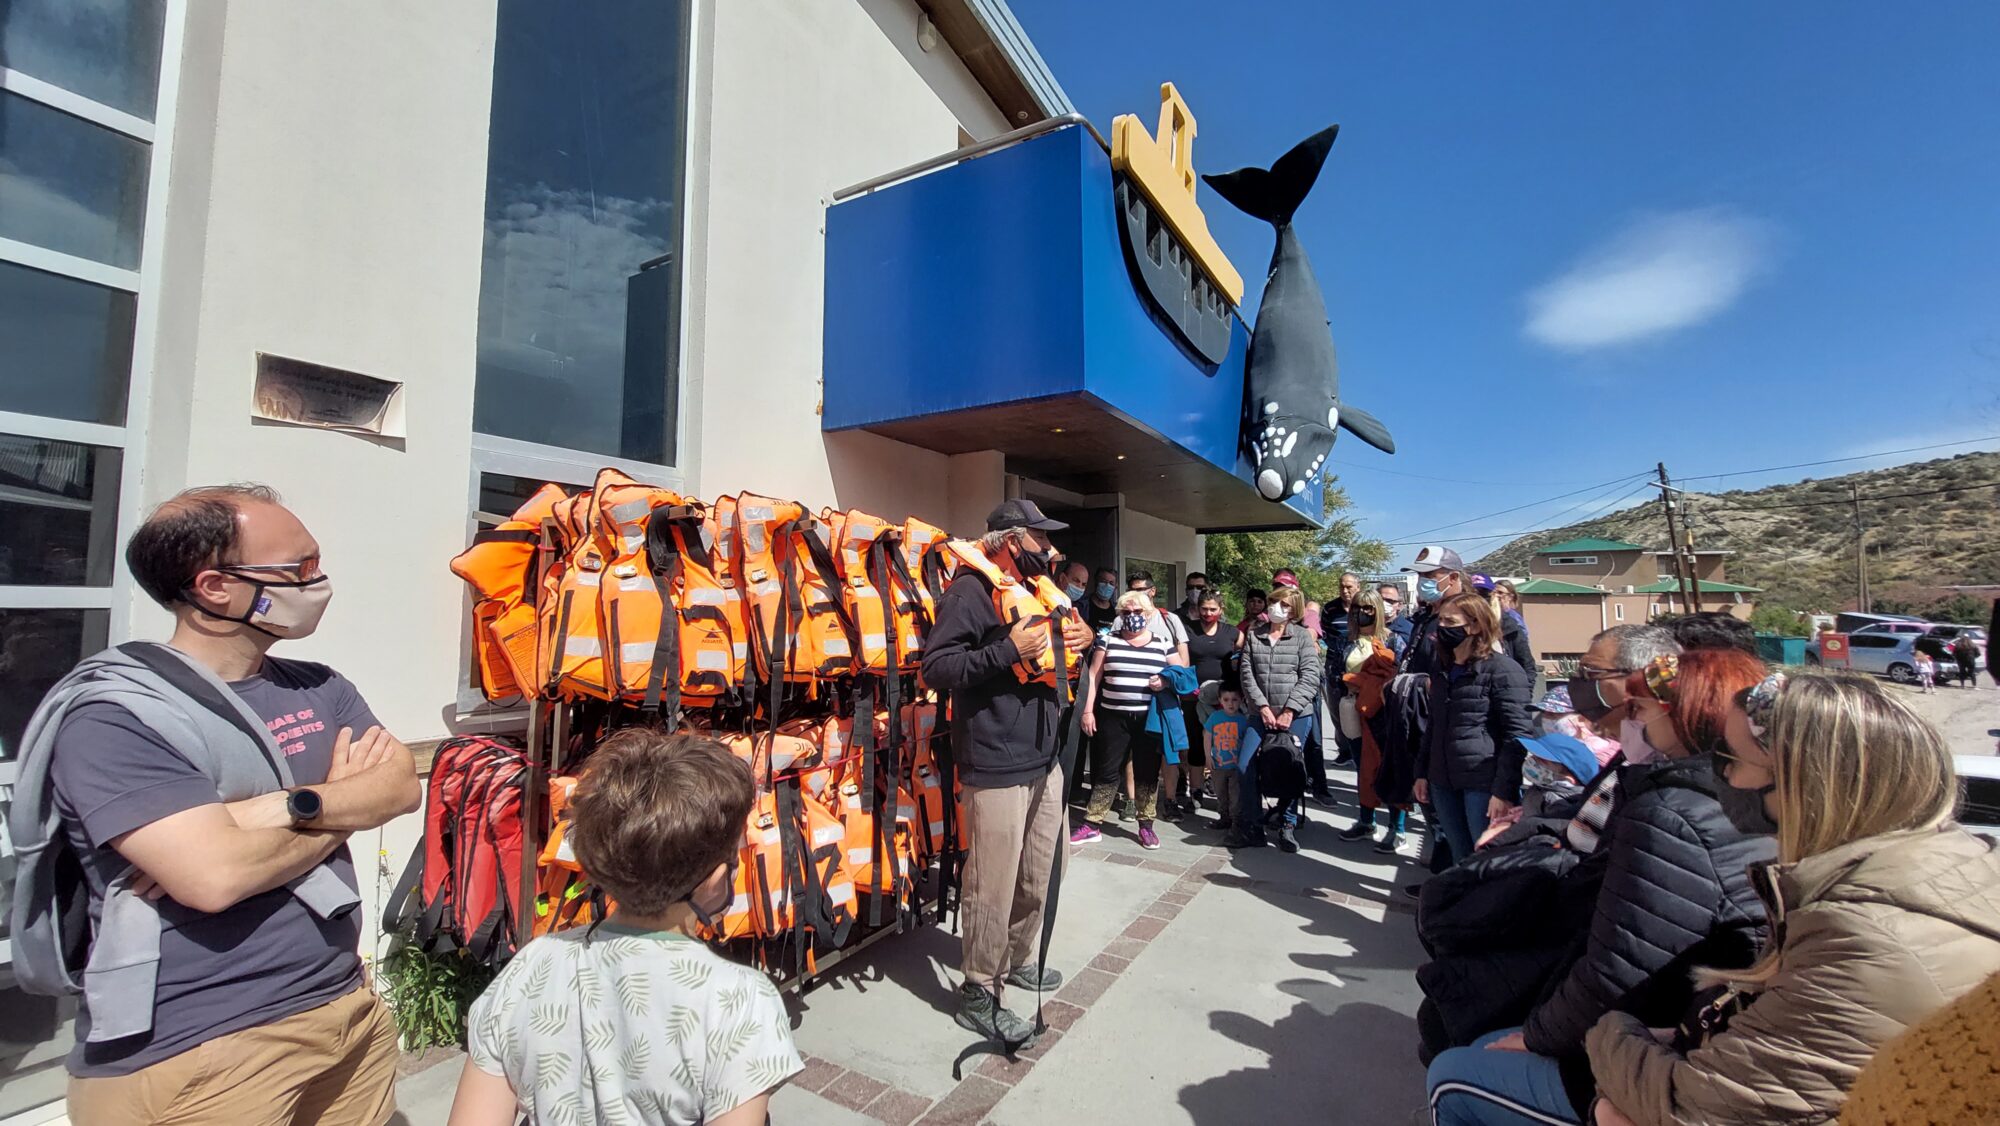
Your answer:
[590,470,690,705]
[941,541,1081,689]
[737,494,856,683]
[639,498,752,714]
[540,491,613,700]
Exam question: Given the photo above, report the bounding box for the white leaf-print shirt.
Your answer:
[468,923,802,1124]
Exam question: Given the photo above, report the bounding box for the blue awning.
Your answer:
[822,123,1320,532]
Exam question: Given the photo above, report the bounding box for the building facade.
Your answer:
[0,3,1329,1118]
[1512,537,1761,663]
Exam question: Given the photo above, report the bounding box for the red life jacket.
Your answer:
[384,736,532,966]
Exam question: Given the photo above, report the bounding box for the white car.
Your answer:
[1958,755,2000,837]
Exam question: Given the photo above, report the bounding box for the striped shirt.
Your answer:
[1097,634,1173,712]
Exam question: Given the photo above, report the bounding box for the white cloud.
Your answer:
[1525,208,1774,352]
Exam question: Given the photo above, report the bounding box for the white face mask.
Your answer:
[1268,603,1292,624]
[199,570,334,640]
[1619,717,1661,765]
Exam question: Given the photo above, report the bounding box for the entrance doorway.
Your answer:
[1038,501,1118,584]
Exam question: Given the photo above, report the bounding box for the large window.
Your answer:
[471,0,689,467]
[0,1,170,1117]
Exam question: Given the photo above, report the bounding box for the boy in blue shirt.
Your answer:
[1203,687,1257,831]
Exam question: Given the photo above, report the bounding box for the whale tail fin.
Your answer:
[1338,404,1396,454]
[1202,125,1339,227]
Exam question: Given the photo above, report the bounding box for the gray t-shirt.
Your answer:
[49,656,378,1076]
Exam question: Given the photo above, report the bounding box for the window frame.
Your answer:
[1545,555,1598,567]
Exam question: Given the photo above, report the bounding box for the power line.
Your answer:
[1705,479,2000,512]
[1380,481,1657,548]
[1327,459,1630,488]
[1674,436,2000,483]
[1379,470,1652,544]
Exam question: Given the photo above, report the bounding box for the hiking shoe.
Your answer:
[1119,798,1138,822]
[956,984,1038,1048]
[1069,823,1102,845]
[1375,830,1404,855]
[1223,830,1266,850]
[1139,823,1161,850]
[1337,821,1375,843]
[1310,788,1337,807]
[1005,963,1065,992]
[1278,826,1299,853]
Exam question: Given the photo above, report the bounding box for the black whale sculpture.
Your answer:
[1204,125,1394,501]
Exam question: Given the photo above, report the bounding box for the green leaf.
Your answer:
[547,1092,582,1126]
[746,1055,795,1092]
[535,1049,573,1091]
[619,1034,654,1079]
[665,955,713,991]
[615,973,653,1016]
[530,1003,571,1038]
[718,980,749,1017]
[583,1021,618,1055]
[671,1057,700,1093]
[665,1005,701,1048]
[705,1018,756,1064]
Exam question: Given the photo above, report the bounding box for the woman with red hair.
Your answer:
[1426,650,1778,1125]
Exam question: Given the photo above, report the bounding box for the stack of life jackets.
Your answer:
[445,474,1083,972]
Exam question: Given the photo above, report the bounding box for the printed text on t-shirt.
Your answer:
[266,708,324,756]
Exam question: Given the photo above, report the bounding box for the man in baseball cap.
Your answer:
[985,499,1068,533]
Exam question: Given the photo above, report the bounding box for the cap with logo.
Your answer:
[1470,572,1497,593]
[1403,545,1465,574]
[985,498,1069,532]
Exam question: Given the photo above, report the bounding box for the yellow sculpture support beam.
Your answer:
[1111,83,1245,307]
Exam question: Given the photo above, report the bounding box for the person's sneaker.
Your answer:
[1005,963,1065,992]
[956,983,1039,1048]
[1119,798,1138,822]
[1401,883,1424,900]
[1213,816,1234,832]
[1139,823,1161,850]
[1223,830,1266,849]
[1277,826,1300,853]
[1374,830,1403,855]
[1069,823,1102,845]
[1337,821,1375,843]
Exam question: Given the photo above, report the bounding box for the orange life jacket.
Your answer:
[736,494,857,684]
[539,491,614,700]
[940,541,1082,689]
[588,469,689,705]
[636,496,753,715]
[533,775,606,937]
[450,483,567,701]
[902,518,954,623]
[831,510,926,675]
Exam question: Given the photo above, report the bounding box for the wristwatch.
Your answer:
[286,788,324,827]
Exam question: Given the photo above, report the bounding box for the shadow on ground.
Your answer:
[1179,993,1422,1123]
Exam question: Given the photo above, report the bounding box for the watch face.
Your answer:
[290,789,323,820]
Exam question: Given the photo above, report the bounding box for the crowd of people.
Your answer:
[16,487,1999,1125]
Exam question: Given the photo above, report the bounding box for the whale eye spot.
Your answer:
[1328,405,1340,430]
[1291,480,1306,496]
[1264,402,1279,416]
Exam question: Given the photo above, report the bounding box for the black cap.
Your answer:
[986,499,1068,532]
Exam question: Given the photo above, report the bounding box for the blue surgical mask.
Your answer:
[1096,582,1117,601]
[1417,578,1441,605]
[1064,583,1086,602]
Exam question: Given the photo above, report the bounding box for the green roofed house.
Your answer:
[1502,538,1762,666]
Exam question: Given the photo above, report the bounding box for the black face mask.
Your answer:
[1565,675,1616,722]
[1015,545,1053,578]
[1435,624,1470,652]
[1717,781,1778,836]
[1352,607,1378,630]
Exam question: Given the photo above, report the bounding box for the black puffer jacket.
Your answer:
[1521,752,1776,1057]
[1417,654,1534,802]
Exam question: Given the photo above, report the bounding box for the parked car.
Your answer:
[1851,621,1933,638]
[1806,630,1927,682]
[1836,611,1930,635]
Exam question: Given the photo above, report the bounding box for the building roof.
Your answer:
[1647,549,1734,555]
[1536,537,1646,554]
[1630,579,1764,594]
[1515,578,1605,596]
[919,1,1076,125]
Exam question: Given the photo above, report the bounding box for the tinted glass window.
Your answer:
[471,0,686,464]
[0,260,136,424]
[0,435,123,587]
[0,0,167,119]
[0,91,151,268]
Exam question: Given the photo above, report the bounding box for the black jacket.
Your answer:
[1500,614,1535,677]
[1417,654,1534,801]
[919,571,1061,789]
[1521,752,1776,1057]
[1370,672,1430,806]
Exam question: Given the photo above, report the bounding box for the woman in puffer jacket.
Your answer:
[1585,671,2000,1126]
[1412,593,1535,865]
[1230,585,1321,853]
[1425,649,1773,1125]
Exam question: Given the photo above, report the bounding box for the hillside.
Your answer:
[1473,451,2000,614]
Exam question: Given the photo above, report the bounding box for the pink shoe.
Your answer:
[1139,824,1161,850]
[1069,823,1102,845]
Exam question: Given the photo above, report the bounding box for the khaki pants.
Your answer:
[960,765,1067,997]
[67,986,398,1126]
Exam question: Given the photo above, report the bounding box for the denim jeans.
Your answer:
[1426,1028,1580,1125]
[1239,713,1315,829]
[1428,782,1492,865]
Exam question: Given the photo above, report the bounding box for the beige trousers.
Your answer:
[67,986,398,1126]
[959,764,1068,997]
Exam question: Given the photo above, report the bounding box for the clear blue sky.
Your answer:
[1009,0,2000,564]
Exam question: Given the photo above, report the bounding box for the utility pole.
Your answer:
[1851,482,1869,612]
[1656,463,1696,615]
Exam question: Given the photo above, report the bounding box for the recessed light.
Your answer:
[1116,455,1126,460]
[1050,427,1065,434]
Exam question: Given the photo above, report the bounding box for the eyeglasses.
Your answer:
[224,557,323,582]
[1576,664,1630,680]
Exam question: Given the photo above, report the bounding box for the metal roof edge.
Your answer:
[966,0,1077,117]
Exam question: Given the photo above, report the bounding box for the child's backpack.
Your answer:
[1256,729,1309,804]
[385,736,534,966]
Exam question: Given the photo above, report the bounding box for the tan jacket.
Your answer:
[1586,825,2000,1126]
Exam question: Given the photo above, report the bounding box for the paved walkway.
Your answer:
[393,764,1432,1124]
